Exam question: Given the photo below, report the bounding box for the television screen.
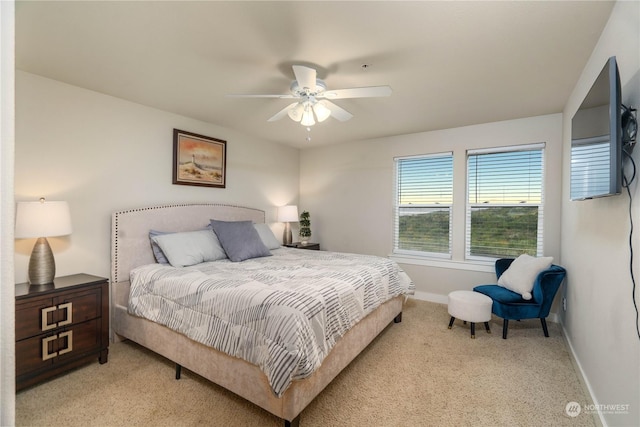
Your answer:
[570,56,622,201]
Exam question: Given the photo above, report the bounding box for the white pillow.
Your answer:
[253,223,281,250]
[497,254,553,300]
[151,229,227,267]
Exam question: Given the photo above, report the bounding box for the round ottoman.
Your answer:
[447,290,493,338]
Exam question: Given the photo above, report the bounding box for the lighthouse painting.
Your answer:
[173,129,227,188]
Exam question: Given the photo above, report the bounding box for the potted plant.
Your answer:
[299,210,311,245]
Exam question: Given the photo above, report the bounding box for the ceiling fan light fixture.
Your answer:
[287,103,304,122]
[313,101,331,122]
[301,105,316,126]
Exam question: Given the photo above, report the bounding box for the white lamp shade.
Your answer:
[277,205,299,223]
[300,106,316,126]
[288,103,304,122]
[15,200,72,238]
[313,101,331,122]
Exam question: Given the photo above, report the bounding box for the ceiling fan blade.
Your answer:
[321,86,392,99]
[226,94,296,99]
[324,100,353,122]
[292,65,317,92]
[267,102,299,122]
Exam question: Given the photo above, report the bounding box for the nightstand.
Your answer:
[15,273,109,390]
[285,242,320,250]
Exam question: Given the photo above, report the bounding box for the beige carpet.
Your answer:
[16,299,598,427]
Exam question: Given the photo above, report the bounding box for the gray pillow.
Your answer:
[210,220,272,262]
[149,229,171,264]
[253,223,281,250]
[151,229,227,267]
[149,225,218,264]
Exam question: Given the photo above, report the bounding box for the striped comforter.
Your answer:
[128,247,414,396]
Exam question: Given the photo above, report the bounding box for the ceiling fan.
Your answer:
[227,65,392,127]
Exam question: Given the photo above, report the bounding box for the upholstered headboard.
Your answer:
[111,203,265,283]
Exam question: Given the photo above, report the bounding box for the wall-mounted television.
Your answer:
[570,56,622,201]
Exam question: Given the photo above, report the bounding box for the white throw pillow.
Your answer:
[497,254,553,300]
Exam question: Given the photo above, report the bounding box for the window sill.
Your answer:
[388,254,495,273]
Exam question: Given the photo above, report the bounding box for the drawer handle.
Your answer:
[41,306,57,331]
[41,302,73,331]
[57,302,73,326]
[41,331,74,360]
[57,330,73,356]
[42,335,58,361]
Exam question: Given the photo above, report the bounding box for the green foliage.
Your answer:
[398,206,538,257]
[299,210,311,238]
[398,211,450,253]
[469,206,538,257]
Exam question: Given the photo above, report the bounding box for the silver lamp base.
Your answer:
[28,237,56,285]
[283,222,293,245]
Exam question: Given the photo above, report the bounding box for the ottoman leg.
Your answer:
[484,322,491,334]
[470,322,476,339]
[448,316,455,329]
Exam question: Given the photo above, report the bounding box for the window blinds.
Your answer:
[394,153,453,256]
[466,144,545,259]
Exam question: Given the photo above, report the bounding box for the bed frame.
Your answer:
[111,203,404,426]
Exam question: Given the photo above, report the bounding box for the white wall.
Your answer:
[0,1,16,424]
[14,71,300,284]
[560,1,640,425]
[300,113,563,303]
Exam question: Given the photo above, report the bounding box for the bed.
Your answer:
[111,203,413,426]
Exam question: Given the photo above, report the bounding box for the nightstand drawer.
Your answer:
[16,318,101,376]
[16,287,102,341]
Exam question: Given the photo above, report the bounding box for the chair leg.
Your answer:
[540,318,549,337]
[484,322,491,334]
[470,322,476,339]
[448,316,455,329]
[502,319,509,339]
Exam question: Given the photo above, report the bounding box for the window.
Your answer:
[394,153,453,257]
[466,144,545,260]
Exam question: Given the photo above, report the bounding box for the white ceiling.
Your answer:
[15,1,614,148]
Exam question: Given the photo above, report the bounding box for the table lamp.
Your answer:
[278,205,299,245]
[15,198,72,285]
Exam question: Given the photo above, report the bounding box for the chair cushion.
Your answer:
[473,285,530,304]
[496,254,553,300]
[473,284,543,320]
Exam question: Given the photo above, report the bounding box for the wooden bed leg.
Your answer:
[394,312,403,323]
[175,364,182,380]
[284,415,300,427]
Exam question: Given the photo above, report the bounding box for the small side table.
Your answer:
[284,242,320,251]
[15,273,109,390]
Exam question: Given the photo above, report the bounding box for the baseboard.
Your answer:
[561,323,606,427]
[411,290,448,305]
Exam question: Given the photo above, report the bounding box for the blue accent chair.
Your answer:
[473,258,566,339]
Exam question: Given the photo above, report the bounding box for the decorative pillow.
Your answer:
[149,224,218,264]
[151,229,227,267]
[210,220,272,262]
[497,254,553,300]
[253,223,281,250]
[149,229,171,264]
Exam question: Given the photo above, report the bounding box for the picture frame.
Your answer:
[173,129,227,188]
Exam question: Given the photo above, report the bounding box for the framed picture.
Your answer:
[173,129,226,188]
